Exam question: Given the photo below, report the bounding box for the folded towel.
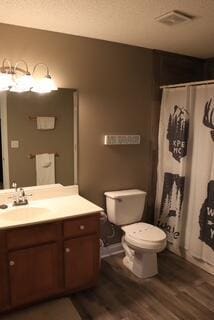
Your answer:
[36,153,55,185]
[37,117,55,130]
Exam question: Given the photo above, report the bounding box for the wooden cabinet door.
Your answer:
[0,232,9,311]
[64,234,99,290]
[0,254,9,310]
[8,243,61,306]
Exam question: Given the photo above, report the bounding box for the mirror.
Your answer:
[0,88,78,189]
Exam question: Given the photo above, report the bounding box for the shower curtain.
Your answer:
[155,84,214,273]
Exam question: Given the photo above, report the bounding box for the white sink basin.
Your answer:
[0,206,51,223]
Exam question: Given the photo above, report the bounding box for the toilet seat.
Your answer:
[122,222,166,252]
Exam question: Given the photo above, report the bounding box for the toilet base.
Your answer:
[123,251,158,279]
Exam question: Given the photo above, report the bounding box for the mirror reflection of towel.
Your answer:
[37,117,55,130]
[36,153,55,185]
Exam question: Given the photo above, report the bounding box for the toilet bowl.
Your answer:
[122,222,166,278]
[104,189,166,279]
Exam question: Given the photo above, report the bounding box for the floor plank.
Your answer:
[72,250,214,320]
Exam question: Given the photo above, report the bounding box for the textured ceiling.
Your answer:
[0,0,213,58]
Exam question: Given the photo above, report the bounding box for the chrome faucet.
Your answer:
[11,182,31,206]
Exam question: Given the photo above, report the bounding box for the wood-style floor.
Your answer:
[72,250,214,320]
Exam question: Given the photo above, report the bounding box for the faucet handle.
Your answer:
[18,188,28,205]
[12,182,17,189]
[19,188,25,196]
[19,188,32,197]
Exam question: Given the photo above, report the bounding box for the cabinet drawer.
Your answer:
[7,223,59,250]
[64,214,99,238]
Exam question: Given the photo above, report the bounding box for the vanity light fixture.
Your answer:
[0,59,14,91]
[31,63,57,93]
[0,58,57,93]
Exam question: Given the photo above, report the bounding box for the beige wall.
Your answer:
[0,23,155,220]
[7,89,74,187]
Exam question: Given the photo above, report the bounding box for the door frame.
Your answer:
[0,92,10,189]
[73,90,79,185]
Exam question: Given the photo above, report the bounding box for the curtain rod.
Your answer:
[160,79,214,89]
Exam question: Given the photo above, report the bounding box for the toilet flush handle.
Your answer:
[107,196,122,202]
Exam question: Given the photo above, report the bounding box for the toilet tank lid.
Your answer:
[104,189,146,198]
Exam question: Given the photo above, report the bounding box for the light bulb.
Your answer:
[0,72,14,91]
[31,75,57,93]
[10,73,34,92]
[18,73,34,89]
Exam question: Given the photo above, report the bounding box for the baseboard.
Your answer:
[100,243,124,258]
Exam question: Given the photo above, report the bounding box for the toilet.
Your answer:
[104,189,166,279]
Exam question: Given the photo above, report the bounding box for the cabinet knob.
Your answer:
[9,261,15,266]
[80,225,85,230]
[65,248,70,253]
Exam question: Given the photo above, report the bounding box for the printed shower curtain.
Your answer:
[155,84,214,271]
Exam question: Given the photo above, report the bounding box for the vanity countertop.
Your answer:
[0,194,103,229]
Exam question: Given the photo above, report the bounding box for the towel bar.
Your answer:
[28,153,59,159]
[28,116,57,120]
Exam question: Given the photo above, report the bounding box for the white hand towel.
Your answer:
[37,117,55,130]
[36,153,55,185]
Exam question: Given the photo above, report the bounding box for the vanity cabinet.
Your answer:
[0,213,100,313]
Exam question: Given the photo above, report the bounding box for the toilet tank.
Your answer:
[104,189,147,226]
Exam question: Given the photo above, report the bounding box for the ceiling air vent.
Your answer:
[156,11,193,26]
